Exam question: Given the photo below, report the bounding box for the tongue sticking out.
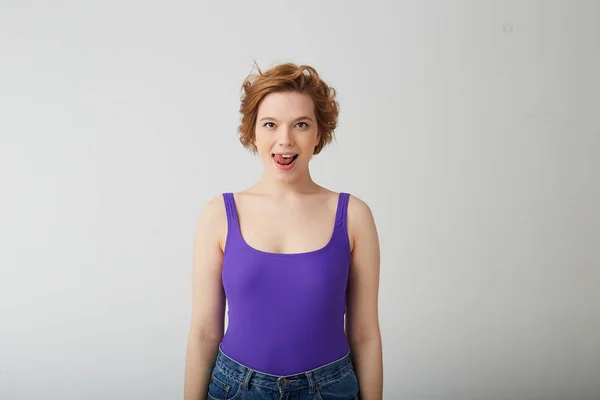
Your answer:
[274,154,296,165]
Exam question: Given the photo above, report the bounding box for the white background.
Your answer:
[1,1,599,399]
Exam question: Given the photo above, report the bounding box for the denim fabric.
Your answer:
[207,345,359,400]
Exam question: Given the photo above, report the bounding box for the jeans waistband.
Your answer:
[214,344,353,392]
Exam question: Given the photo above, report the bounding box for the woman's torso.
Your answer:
[219,190,352,376]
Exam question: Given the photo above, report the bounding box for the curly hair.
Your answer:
[238,62,339,155]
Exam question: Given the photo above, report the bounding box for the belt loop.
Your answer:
[305,370,316,394]
[242,368,254,390]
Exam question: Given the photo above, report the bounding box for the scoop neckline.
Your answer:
[229,192,343,257]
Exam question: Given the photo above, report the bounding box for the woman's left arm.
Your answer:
[346,195,383,400]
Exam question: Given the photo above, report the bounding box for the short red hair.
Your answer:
[238,62,339,154]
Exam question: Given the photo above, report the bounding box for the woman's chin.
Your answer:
[268,165,306,183]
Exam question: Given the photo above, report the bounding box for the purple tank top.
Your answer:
[219,192,352,376]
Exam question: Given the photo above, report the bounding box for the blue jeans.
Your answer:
[207,345,360,400]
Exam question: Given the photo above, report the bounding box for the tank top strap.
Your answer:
[334,192,351,232]
[222,193,241,241]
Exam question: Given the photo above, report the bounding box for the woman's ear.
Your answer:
[313,134,321,154]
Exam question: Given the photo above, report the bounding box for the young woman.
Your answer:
[184,62,383,400]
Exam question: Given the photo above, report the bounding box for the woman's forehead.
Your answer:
[257,92,315,119]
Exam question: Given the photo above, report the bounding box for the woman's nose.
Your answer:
[277,127,294,146]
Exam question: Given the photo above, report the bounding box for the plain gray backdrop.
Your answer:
[1,1,599,399]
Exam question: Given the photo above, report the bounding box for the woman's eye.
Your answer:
[263,122,308,129]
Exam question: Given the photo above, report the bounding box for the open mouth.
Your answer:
[272,153,299,169]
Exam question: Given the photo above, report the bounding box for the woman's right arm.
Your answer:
[184,196,227,400]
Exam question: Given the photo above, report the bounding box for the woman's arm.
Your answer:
[346,195,383,400]
[184,196,227,400]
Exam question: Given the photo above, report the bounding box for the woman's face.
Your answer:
[254,91,320,183]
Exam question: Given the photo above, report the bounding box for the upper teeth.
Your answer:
[282,154,294,158]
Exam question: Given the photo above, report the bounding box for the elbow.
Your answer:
[188,321,224,343]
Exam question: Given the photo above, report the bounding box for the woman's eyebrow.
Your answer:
[258,116,314,122]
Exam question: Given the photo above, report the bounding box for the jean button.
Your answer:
[278,378,289,387]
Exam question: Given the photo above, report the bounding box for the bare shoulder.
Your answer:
[347,194,378,251]
[347,194,374,219]
[197,194,227,225]
[195,194,227,251]
[347,194,376,229]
